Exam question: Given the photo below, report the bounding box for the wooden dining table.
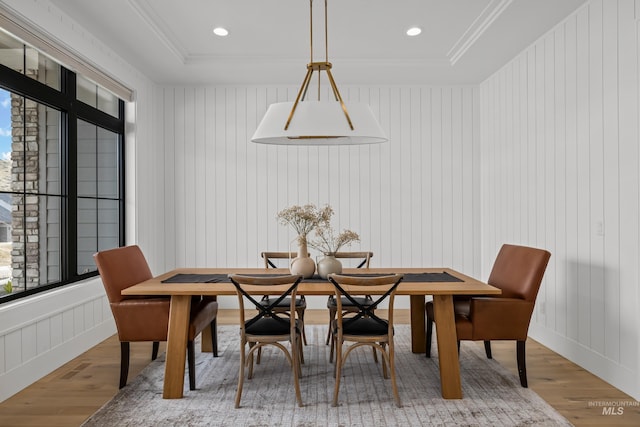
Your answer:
[121,267,500,400]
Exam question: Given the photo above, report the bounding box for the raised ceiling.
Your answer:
[49,0,588,85]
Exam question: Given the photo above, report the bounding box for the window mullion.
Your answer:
[61,69,77,281]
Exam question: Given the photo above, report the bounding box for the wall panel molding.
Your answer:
[0,279,115,402]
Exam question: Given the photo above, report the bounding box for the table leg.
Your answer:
[409,295,426,353]
[163,295,191,399]
[433,294,462,399]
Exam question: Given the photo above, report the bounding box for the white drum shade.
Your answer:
[251,101,387,145]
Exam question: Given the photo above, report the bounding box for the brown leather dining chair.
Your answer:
[94,245,219,389]
[425,244,551,387]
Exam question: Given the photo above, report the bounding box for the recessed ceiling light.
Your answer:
[406,27,422,37]
[213,27,229,37]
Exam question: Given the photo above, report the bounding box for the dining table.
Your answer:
[121,267,501,400]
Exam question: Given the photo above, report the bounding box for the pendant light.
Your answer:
[251,0,387,145]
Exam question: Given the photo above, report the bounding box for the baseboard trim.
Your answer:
[529,322,639,400]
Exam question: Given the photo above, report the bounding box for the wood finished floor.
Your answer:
[0,309,638,426]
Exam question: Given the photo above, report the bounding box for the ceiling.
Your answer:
[49,0,588,86]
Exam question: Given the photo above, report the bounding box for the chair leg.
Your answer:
[296,334,304,375]
[326,303,336,345]
[188,341,196,390]
[151,341,160,360]
[235,340,246,408]
[425,318,433,358]
[517,340,528,387]
[211,319,219,357]
[248,343,256,379]
[484,340,492,359]
[388,343,401,408]
[329,329,335,363]
[299,336,305,365]
[297,307,307,345]
[379,343,389,379]
[119,342,130,389]
[292,334,303,407]
[332,337,342,407]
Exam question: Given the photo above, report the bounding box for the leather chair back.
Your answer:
[487,244,551,301]
[94,245,153,303]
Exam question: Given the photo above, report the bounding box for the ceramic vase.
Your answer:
[317,253,342,279]
[290,238,316,278]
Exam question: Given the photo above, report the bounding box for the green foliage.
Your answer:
[3,279,12,293]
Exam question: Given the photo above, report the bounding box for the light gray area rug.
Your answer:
[83,325,572,427]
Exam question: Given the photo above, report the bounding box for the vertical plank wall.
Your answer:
[158,86,480,308]
[480,0,639,399]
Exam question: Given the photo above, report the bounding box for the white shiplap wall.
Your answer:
[159,86,481,308]
[480,0,640,399]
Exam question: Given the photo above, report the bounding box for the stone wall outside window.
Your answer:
[10,68,40,289]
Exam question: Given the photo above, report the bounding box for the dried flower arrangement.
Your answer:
[276,203,333,244]
[308,225,360,255]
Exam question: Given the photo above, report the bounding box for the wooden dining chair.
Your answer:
[328,273,404,407]
[260,251,308,345]
[325,251,374,346]
[94,245,219,390]
[425,244,551,387]
[229,274,304,408]
[331,251,373,268]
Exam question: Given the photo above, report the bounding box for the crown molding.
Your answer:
[184,54,451,68]
[128,0,187,64]
[447,0,514,65]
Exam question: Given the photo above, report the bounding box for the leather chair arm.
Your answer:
[110,299,170,342]
[468,297,534,341]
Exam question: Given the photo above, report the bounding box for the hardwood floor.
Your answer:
[0,309,638,426]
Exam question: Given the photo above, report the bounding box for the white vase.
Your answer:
[317,253,342,279]
[290,238,316,278]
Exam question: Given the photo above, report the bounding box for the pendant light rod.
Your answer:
[309,0,314,64]
[324,0,328,63]
[284,0,353,132]
[251,0,387,145]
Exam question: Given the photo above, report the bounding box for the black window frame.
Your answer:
[0,60,125,304]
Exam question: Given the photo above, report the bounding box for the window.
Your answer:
[76,120,121,274]
[0,30,124,303]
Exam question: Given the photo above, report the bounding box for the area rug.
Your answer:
[82,325,572,426]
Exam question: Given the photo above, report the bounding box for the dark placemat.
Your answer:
[162,273,312,283]
[161,273,228,283]
[403,272,463,282]
[161,271,463,284]
[335,272,463,282]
